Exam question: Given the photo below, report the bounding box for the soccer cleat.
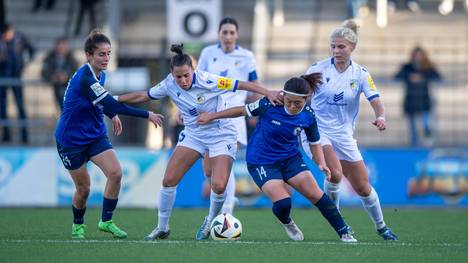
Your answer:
[340,233,358,243]
[340,226,357,242]
[195,217,211,240]
[71,224,86,239]
[377,226,398,241]
[282,220,304,241]
[98,220,128,239]
[144,227,170,241]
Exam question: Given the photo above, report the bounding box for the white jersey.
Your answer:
[197,44,258,108]
[148,69,238,138]
[305,58,379,139]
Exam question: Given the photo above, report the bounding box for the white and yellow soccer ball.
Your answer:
[210,213,242,240]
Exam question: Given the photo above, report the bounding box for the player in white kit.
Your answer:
[302,20,398,240]
[197,17,259,215]
[116,44,281,240]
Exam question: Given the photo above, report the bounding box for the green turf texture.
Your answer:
[1,208,467,263]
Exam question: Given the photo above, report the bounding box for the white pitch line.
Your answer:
[0,239,465,248]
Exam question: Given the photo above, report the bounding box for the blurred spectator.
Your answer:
[32,0,56,13]
[42,37,78,111]
[438,0,468,15]
[74,0,99,36]
[0,23,35,143]
[394,46,441,147]
[346,0,368,20]
[388,0,421,13]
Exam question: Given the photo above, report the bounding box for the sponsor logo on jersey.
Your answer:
[327,91,347,106]
[271,120,281,125]
[333,91,344,102]
[189,108,198,116]
[217,77,234,90]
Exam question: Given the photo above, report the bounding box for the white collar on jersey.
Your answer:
[86,63,102,81]
[283,104,306,116]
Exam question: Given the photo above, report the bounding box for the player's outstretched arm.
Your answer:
[237,81,283,106]
[370,97,386,131]
[197,106,247,125]
[309,144,331,180]
[115,91,151,104]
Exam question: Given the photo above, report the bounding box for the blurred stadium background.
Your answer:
[0,1,467,261]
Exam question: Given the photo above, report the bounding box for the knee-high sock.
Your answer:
[315,193,348,237]
[272,198,292,224]
[324,179,341,210]
[157,186,177,231]
[207,190,225,222]
[360,187,386,230]
[221,170,236,214]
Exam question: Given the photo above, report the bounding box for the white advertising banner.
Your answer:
[167,0,221,43]
[0,148,167,208]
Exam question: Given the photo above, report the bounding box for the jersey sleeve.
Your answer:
[147,76,169,100]
[303,107,320,144]
[360,68,380,101]
[196,70,239,93]
[305,62,320,75]
[80,75,109,105]
[245,97,270,117]
[246,51,258,81]
[197,48,209,71]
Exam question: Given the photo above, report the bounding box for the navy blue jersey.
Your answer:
[245,97,320,165]
[55,63,109,147]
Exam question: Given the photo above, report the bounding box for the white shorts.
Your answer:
[231,116,247,146]
[320,133,363,162]
[176,129,237,159]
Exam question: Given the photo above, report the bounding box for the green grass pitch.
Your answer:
[1,207,467,262]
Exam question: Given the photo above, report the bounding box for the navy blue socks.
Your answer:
[272,198,292,224]
[315,193,348,236]
[72,205,86,224]
[102,197,118,222]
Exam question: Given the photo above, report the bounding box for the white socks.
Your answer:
[360,187,386,230]
[207,190,225,222]
[157,186,177,231]
[324,180,341,210]
[221,170,236,214]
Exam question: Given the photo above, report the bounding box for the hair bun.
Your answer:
[170,44,184,55]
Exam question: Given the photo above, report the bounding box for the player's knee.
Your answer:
[76,185,90,199]
[210,180,226,194]
[107,168,122,183]
[330,169,343,183]
[162,177,178,187]
[355,182,371,196]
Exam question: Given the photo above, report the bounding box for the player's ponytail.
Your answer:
[300,73,322,94]
[84,28,111,54]
[283,73,321,97]
[170,43,193,70]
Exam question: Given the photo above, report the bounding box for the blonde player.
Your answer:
[302,20,398,240]
[116,44,280,240]
[197,17,259,215]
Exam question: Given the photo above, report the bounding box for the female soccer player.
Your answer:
[115,44,280,240]
[198,74,357,242]
[303,20,398,240]
[197,17,260,215]
[55,29,163,239]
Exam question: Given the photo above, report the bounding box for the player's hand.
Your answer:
[319,164,331,180]
[197,112,213,125]
[111,115,122,136]
[267,90,283,106]
[176,110,184,125]
[372,117,386,131]
[148,111,164,128]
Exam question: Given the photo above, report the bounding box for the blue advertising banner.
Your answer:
[0,147,466,207]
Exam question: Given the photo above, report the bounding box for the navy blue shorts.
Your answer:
[247,153,309,189]
[56,136,113,170]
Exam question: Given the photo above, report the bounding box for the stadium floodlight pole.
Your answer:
[376,0,388,28]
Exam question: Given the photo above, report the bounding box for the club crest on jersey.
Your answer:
[350,79,358,89]
[234,60,241,67]
[196,93,205,104]
[294,127,302,136]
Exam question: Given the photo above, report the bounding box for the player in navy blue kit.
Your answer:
[55,29,163,239]
[198,74,357,242]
